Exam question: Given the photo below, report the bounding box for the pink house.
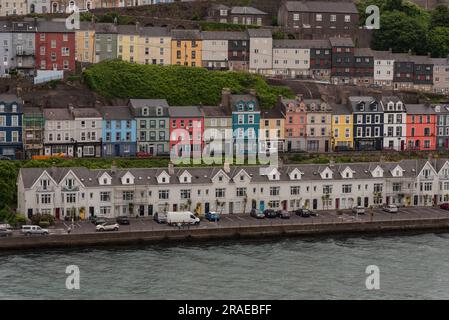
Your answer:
[278,95,307,152]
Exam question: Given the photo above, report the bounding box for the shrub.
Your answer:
[39,221,50,228]
[30,213,55,226]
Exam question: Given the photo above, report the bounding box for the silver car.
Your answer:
[96,222,119,232]
[0,228,13,237]
[21,225,49,236]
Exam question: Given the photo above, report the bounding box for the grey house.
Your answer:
[128,99,170,156]
[94,23,118,63]
[0,23,13,76]
[11,21,36,76]
[433,104,449,150]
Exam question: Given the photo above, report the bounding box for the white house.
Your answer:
[373,50,394,88]
[381,96,407,151]
[272,40,310,78]
[248,29,272,74]
[17,159,448,220]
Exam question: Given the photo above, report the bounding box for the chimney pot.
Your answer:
[168,162,174,175]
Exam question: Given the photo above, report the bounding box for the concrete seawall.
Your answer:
[2,218,449,251]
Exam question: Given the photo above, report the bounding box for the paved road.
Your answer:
[3,207,449,238]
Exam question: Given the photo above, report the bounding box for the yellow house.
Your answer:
[117,25,140,63]
[137,27,172,65]
[260,109,285,152]
[331,105,354,151]
[171,29,202,67]
[75,22,96,64]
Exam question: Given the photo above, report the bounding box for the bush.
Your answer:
[39,221,50,228]
[30,213,55,226]
[83,60,293,109]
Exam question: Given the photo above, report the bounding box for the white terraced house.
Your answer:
[17,159,449,220]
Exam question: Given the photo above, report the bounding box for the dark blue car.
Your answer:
[205,212,220,222]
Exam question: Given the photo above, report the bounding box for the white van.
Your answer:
[166,212,200,226]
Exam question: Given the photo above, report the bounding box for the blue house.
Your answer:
[0,94,23,159]
[100,106,137,157]
[221,89,260,154]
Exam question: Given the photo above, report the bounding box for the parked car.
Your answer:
[276,210,290,219]
[440,203,449,210]
[205,211,220,222]
[21,225,49,236]
[96,222,119,232]
[352,206,365,215]
[263,209,277,219]
[0,228,13,237]
[91,217,107,225]
[250,208,265,219]
[383,204,399,213]
[116,216,130,225]
[153,212,167,224]
[295,208,312,218]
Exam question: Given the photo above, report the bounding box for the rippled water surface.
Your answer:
[1,233,449,299]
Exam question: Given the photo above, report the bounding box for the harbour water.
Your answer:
[1,233,449,299]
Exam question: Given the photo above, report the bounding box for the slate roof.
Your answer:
[247,29,272,38]
[329,37,354,47]
[201,106,231,117]
[284,1,358,14]
[71,108,102,118]
[406,104,435,115]
[230,94,260,111]
[94,23,118,34]
[128,99,170,117]
[201,31,247,40]
[43,108,73,121]
[100,106,133,120]
[171,29,202,40]
[230,6,267,15]
[37,21,75,33]
[168,106,203,118]
[19,159,443,189]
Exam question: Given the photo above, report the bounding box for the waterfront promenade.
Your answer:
[1,207,449,250]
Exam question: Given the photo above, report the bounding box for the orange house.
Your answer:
[405,104,436,151]
[277,95,307,152]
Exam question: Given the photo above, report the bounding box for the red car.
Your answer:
[440,203,449,210]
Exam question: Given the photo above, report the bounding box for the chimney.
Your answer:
[341,91,349,105]
[221,88,231,109]
[135,21,140,32]
[295,94,303,101]
[329,158,335,167]
[408,49,412,56]
[68,104,75,116]
[223,162,230,174]
[168,161,174,175]
[111,160,117,175]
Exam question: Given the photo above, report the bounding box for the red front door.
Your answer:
[55,208,60,220]
[335,198,340,210]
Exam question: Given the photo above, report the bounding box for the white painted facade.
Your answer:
[374,58,394,87]
[17,160,449,220]
[44,118,76,157]
[272,47,310,77]
[381,98,407,151]
[201,39,228,69]
[249,34,272,74]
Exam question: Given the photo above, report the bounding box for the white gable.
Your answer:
[391,165,404,177]
[267,167,281,181]
[179,170,192,183]
[419,161,437,179]
[157,170,171,184]
[438,161,449,177]
[31,170,58,189]
[99,172,112,185]
[121,171,135,185]
[289,168,303,180]
[233,169,251,183]
[320,167,333,180]
[371,165,384,178]
[211,169,230,183]
[341,166,355,179]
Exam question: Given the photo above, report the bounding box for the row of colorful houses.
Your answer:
[2,91,449,160]
[1,19,449,94]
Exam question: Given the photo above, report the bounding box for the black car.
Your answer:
[295,208,311,218]
[116,216,130,225]
[276,210,290,219]
[263,209,277,218]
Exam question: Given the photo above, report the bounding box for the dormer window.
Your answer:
[247,102,255,111]
[294,174,298,179]
[103,178,107,184]
[162,177,166,183]
[325,173,329,178]
[0,104,4,112]
[142,107,149,116]
[184,176,188,182]
[12,104,17,113]
[156,107,162,116]
[238,103,244,111]
[346,172,350,178]
[218,176,223,182]
[126,178,130,184]
[240,175,244,181]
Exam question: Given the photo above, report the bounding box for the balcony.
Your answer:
[16,51,34,57]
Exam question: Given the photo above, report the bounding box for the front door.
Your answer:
[251,200,257,209]
[364,197,369,207]
[89,207,94,218]
[55,208,60,220]
[115,144,120,157]
[282,200,287,210]
[335,198,340,209]
[205,202,210,213]
[414,195,419,206]
[313,199,318,210]
[287,141,292,152]
[229,202,233,214]
[324,140,329,152]
[148,205,153,216]
[259,201,265,212]
[173,204,178,212]
[139,205,144,216]
[149,146,154,155]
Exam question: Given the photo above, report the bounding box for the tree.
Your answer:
[428,27,449,58]
[431,5,449,29]
[372,11,429,55]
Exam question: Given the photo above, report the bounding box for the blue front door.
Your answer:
[259,201,265,212]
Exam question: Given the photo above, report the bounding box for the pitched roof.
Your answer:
[201,106,231,117]
[71,108,102,118]
[247,28,272,38]
[284,1,358,14]
[43,108,73,121]
[329,37,354,47]
[168,106,203,117]
[354,48,374,57]
[230,6,267,15]
[100,106,133,120]
[94,23,118,34]
[128,99,170,117]
[171,29,202,40]
[201,31,247,40]
[406,104,435,115]
[37,21,75,33]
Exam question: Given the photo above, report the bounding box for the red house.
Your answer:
[405,104,436,151]
[35,21,75,72]
[168,106,204,155]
